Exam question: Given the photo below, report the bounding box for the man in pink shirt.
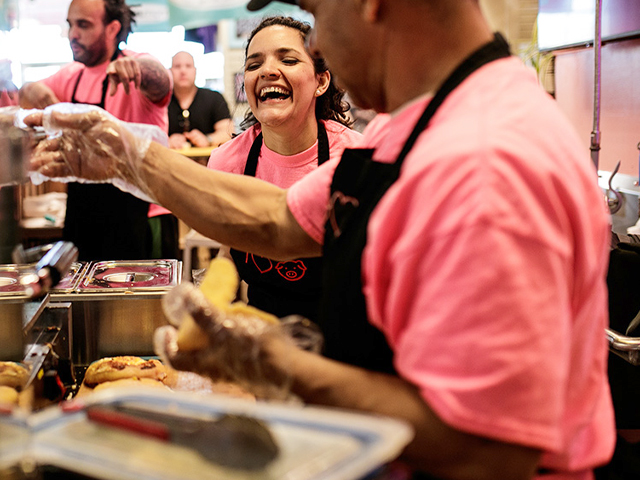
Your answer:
[20,0,171,261]
[28,0,616,478]
[0,60,18,108]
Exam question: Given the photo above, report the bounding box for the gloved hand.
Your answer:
[25,103,166,203]
[154,282,323,402]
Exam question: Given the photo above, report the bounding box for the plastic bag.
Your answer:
[154,282,323,402]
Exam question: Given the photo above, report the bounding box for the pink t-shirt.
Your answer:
[287,57,615,478]
[42,50,172,218]
[0,90,17,107]
[42,49,170,130]
[207,119,362,187]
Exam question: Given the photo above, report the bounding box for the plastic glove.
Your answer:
[0,106,18,128]
[0,107,31,186]
[154,282,323,402]
[26,103,167,204]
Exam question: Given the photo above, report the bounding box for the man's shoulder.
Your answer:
[47,61,85,79]
[121,49,153,60]
[39,62,85,90]
[197,87,225,100]
[324,119,361,135]
[323,119,363,145]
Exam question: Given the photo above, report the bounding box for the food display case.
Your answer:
[0,253,416,479]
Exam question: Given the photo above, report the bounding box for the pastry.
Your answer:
[83,356,167,388]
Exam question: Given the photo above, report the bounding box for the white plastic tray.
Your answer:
[0,414,30,470]
[26,388,414,480]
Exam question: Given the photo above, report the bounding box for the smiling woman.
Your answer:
[205,16,361,324]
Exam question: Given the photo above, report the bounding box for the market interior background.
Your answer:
[1,0,639,238]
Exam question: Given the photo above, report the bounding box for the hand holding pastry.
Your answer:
[155,258,322,401]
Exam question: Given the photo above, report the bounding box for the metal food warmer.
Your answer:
[0,256,181,392]
[51,259,181,367]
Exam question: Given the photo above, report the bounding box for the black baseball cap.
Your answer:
[246,0,299,12]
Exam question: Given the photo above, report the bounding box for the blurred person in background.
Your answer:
[0,59,17,107]
[19,0,171,261]
[206,15,361,322]
[168,51,233,150]
[162,51,234,260]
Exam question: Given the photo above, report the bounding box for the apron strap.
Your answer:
[395,33,511,167]
[244,121,330,176]
[244,131,264,177]
[317,121,330,165]
[71,49,123,108]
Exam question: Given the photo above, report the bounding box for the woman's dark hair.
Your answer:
[103,0,136,45]
[239,16,352,131]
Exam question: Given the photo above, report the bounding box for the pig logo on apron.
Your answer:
[244,253,308,281]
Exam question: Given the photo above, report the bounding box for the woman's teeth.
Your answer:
[259,86,291,101]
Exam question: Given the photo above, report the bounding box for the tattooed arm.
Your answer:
[138,57,172,104]
[106,56,171,104]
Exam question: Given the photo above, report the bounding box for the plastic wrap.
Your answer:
[0,107,30,187]
[155,282,323,402]
[0,106,18,125]
[25,103,168,204]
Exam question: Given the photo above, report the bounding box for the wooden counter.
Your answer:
[172,146,215,166]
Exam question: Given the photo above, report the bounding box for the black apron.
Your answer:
[321,34,511,480]
[321,34,511,374]
[229,122,330,321]
[64,50,150,261]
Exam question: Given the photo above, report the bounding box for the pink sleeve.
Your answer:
[40,64,83,102]
[286,116,383,244]
[0,90,17,107]
[207,128,258,174]
[286,158,339,244]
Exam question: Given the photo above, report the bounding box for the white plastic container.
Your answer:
[25,388,414,480]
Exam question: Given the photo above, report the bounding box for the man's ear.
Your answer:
[354,0,381,22]
[106,19,122,45]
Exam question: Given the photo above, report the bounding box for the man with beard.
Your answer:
[19,0,171,261]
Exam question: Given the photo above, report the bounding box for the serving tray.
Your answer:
[24,389,413,480]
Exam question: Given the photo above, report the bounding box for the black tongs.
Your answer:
[86,405,280,470]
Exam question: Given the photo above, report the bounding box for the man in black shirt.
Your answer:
[168,51,233,150]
